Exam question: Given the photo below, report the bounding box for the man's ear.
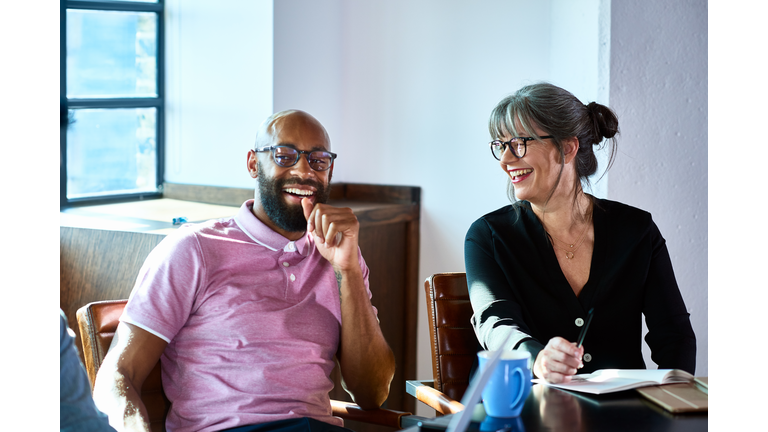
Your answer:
[563,137,579,165]
[247,150,259,178]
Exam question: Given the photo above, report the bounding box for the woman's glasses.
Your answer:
[256,145,337,171]
[489,136,553,160]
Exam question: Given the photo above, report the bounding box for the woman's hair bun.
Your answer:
[586,101,619,142]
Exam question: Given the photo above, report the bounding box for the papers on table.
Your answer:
[533,369,693,395]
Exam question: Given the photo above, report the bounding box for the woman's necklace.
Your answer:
[548,220,590,260]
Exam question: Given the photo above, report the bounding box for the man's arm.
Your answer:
[335,264,396,408]
[302,199,396,409]
[93,322,168,432]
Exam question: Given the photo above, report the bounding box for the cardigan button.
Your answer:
[575,318,584,327]
[583,353,592,362]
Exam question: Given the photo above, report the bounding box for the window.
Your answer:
[61,0,164,206]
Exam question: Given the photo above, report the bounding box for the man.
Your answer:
[93,110,396,432]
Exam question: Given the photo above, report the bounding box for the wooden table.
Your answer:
[407,384,707,432]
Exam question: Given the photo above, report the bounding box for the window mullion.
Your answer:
[67,98,162,109]
[67,1,162,13]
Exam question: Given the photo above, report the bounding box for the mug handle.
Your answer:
[509,367,526,409]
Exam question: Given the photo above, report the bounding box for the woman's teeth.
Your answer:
[509,169,532,177]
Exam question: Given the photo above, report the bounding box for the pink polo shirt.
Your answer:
[121,200,374,432]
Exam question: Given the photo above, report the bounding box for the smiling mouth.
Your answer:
[283,188,316,201]
[509,168,532,177]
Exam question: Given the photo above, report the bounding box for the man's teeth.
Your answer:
[510,169,532,176]
[284,188,314,196]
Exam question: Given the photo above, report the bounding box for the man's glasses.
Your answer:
[489,136,553,160]
[256,145,337,171]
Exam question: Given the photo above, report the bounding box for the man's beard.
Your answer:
[257,161,331,233]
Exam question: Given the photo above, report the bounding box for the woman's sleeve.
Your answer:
[642,221,697,374]
[464,219,545,360]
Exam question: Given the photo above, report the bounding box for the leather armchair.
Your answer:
[77,300,412,432]
[408,273,481,415]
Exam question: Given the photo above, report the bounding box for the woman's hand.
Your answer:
[533,337,584,383]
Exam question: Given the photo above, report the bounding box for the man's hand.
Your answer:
[533,337,584,383]
[301,198,359,271]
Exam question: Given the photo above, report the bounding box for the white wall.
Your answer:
[276,0,606,417]
[166,0,708,415]
[550,0,612,198]
[165,0,273,188]
[608,0,708,376]
[272,1,343,150]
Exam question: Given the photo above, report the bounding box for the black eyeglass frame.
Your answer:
[255,144,338,171]
[489,136,554,160]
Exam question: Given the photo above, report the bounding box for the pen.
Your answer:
[576,308,594,348]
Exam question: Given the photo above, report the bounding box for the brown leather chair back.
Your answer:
[424,273,481,403]
[77,300,170,432]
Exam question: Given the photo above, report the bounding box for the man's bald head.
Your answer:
[254,110,330,151]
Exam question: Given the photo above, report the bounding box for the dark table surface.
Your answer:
[408,384,707,432]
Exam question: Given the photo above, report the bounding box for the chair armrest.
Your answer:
[330,399,412,428]
[406,380,465,415]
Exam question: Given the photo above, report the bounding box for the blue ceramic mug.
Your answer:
[477,350,532,418]
[479,415,525,432]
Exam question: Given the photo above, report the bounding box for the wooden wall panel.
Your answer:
[360,223,407,410]
[60,227,165,360]
[161,182,252,206]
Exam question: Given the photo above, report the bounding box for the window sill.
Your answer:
[60,198,240,235]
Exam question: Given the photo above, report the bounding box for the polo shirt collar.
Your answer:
[234,199,310,255]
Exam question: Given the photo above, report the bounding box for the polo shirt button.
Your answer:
[282,262,290,267]
[290,274,296,282]
[583,353,592,362]
[575,318,584,327]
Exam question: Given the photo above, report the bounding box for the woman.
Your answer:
[465,83,696,384]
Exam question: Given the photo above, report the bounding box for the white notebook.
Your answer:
[533,369,693,395]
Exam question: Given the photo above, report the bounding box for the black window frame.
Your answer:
[60,0,165,208]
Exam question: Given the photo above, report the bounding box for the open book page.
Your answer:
[533,369,693,395]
